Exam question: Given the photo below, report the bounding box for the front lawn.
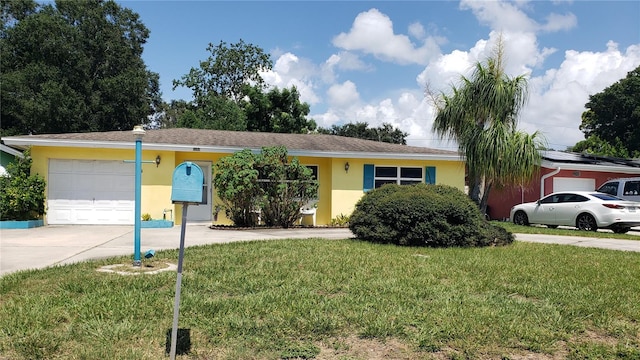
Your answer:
[1,239,639,359]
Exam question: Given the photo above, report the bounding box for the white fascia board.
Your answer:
[541,160,640,174]
[0,144,24,157]
[287,150,461,161]
[2,138,134,150]
[2,137,462,161]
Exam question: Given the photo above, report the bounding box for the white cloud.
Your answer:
[460,0,577,33]
[280,4,639,153]
[332,8,441,65]
[262,52,321,105]
[521,42,640,150]
[460,0,538,32]
[416,30,552,93]
[327,81,360,109]
[541,12,577,32]
[408,22,426,40]
[320,52,373,84]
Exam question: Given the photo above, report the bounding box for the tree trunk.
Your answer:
[468,172,482,206]
[479,181,493,219]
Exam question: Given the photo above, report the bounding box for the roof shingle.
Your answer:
[5,128,458,156]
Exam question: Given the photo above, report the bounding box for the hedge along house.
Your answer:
[0,143,24,176]
[1,128,464,226]
[486,150,640,221]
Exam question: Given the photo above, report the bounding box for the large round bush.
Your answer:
[349,184,513,247]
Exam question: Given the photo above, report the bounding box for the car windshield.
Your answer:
[589,193,625,201]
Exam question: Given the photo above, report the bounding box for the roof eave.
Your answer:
[542,159,640,174]
[2,137,462,161]
[0,144,25,157]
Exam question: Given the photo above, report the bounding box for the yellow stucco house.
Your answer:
[1,128,464,226]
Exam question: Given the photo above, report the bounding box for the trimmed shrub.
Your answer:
[0,149,46,221]
[349,183,513,247]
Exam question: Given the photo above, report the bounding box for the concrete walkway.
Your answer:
[1,225,639,276]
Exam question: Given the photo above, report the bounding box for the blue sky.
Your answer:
[120,0,640,151]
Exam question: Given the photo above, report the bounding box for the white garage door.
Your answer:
[48,159,135,224]
[553,177,596,192]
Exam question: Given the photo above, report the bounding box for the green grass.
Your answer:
[494,221,640,240]
[1,239,639,359]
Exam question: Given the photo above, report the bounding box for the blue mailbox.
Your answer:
[171,162,204,204]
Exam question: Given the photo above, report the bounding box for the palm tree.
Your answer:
[432,38,545,214]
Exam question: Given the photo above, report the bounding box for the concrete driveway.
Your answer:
[0,225,354,276]
[1,225,639,276]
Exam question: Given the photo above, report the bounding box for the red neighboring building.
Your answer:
[487,151,640,221]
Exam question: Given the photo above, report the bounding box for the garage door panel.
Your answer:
[48,159,134,225]
[52,159,75,172]
[110,177,134,192]
[93,189,133,201]
[553,177,596,192]
[94,209,131,224]
[49,173,75,191]
[50,192,94,202]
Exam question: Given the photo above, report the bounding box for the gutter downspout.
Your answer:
[541,166,561,198]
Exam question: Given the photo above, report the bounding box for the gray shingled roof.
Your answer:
[3,128,458,157]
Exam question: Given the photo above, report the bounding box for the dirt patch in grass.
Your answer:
[96,260,177,275]
[315,336,414,360]
[311,336,577,360]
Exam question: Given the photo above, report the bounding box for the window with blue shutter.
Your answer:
[425,166,436,184]
[364,165,428,190]
[363,164,374,192]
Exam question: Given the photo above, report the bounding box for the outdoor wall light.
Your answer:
[156,155,161,167]
[344,162,350,173]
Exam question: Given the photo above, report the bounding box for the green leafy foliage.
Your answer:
[579,65,640,155]
[317,121,407,144]
[349,184,514,247]
[0,149,46,220]
[330,213,351,227]
[569,134,640,158]
[1,0,160,136]
[213,149,261,227]
[242,85,316,133]
[176,95,247,131]
[213,146,317,228]
[256,146,317,228]
[431,38,543,213]
[165,41,316,133]
[174,39,272,104]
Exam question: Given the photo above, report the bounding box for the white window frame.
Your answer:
[374,166,422,188]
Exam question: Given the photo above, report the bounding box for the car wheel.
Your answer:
[612,227,630,234]
[576,213,597,232]
[547,225,558,229]
[513,211,529,226]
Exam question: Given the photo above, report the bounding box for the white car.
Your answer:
[510,191,640,234]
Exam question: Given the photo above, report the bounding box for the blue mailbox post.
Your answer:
[169,162,204,360]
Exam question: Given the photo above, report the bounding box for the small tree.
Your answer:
[213,146,317,228]
[212,149,261,227]
[257,146,317,228]
[0,149,46,220]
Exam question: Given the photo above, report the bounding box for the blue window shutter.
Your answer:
[363,164,374,192]
[425,166,436,184]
